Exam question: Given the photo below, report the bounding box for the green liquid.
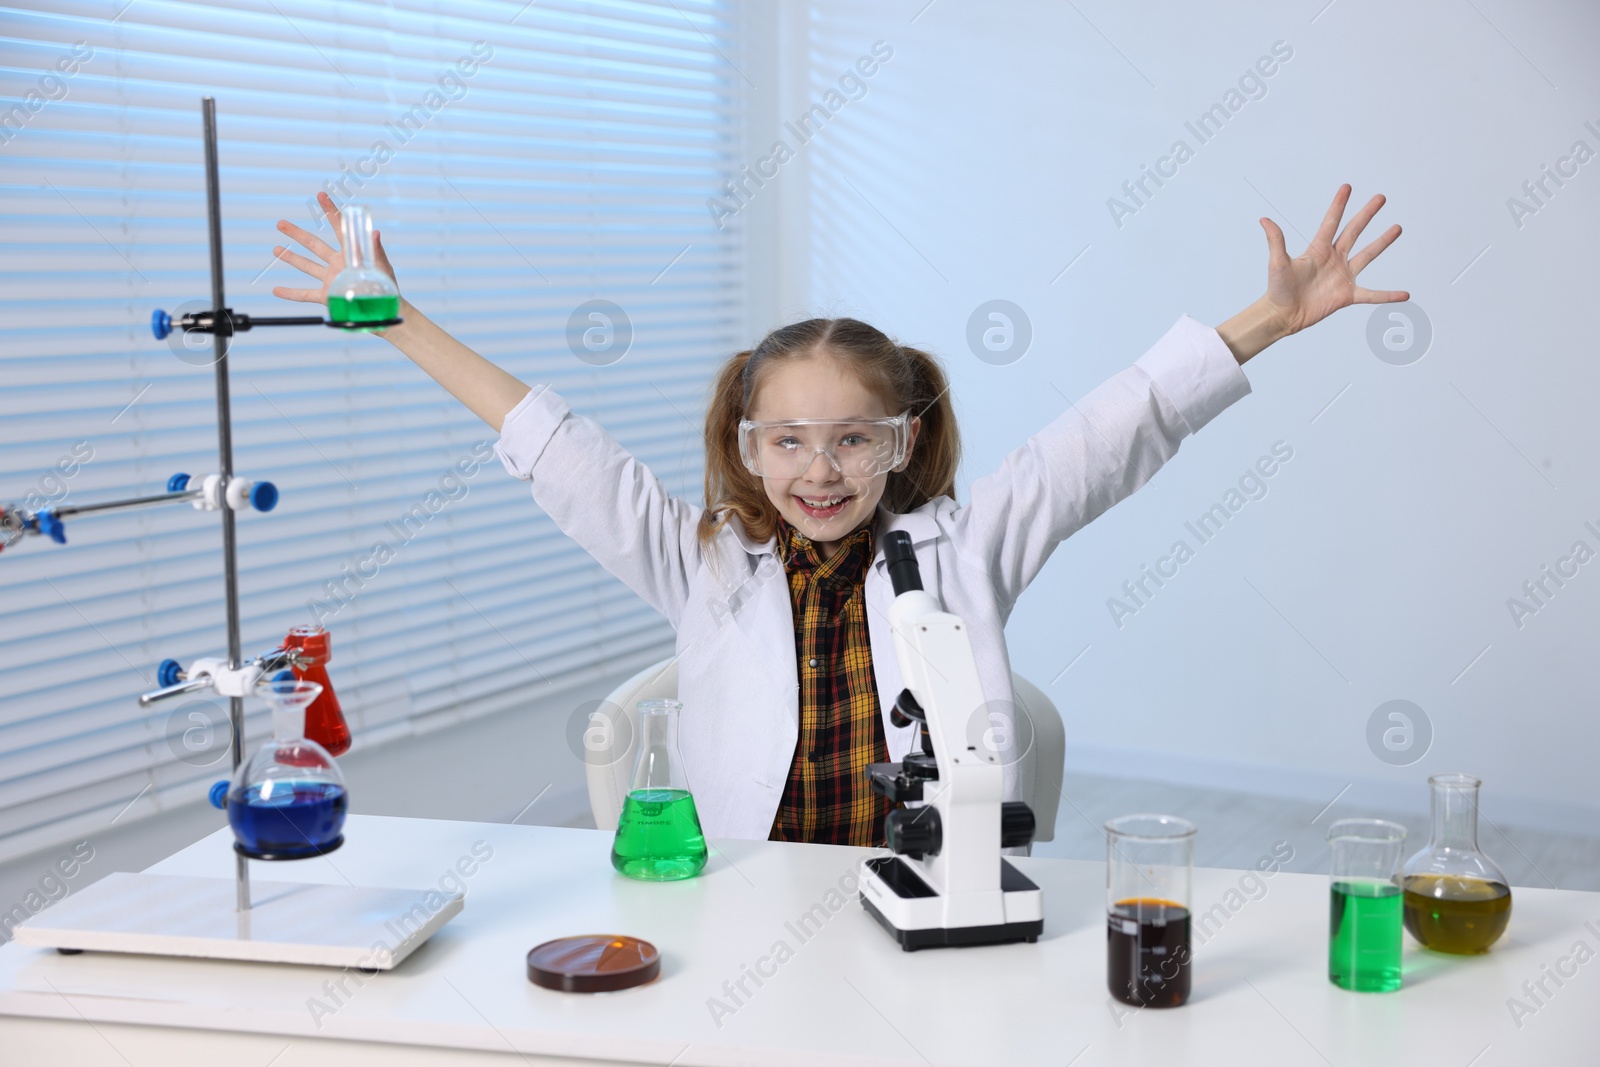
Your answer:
[327,293,399,331]
[611,788,707,881]
[1329,879,1403,992]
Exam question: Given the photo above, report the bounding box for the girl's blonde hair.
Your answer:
[697,317,960,552]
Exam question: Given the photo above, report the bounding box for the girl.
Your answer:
[271,185,1406,847]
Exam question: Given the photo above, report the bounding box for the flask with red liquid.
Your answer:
[284,625,351,757]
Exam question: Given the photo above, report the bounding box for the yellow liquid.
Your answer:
[1402,874,1512,954]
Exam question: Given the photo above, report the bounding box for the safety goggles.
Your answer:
[737,411,912,480]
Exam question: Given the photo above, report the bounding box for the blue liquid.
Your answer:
[228,780,347,859]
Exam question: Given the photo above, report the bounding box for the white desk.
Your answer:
[0,815,1594,1066]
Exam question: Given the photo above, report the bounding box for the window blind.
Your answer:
[0,0,744,863]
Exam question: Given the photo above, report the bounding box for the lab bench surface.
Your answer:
[0,814,1595,1066]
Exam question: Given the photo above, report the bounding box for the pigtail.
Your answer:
[885,345,960,511]
[694,351,755,559]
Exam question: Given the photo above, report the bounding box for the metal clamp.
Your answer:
[168,473,278,514]
[0,473,276,555]
[150,307,400,338]
[137,646,303,707]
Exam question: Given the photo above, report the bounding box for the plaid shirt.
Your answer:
[768,517,894,847]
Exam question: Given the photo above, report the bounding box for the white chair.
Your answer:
[584,657,1064,845]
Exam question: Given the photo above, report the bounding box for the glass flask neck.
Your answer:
[340,205,376,271]
[1428,773,1482,849]
[639,706,669,748]
[630,700,688,793]
[256,678,321,745]
[286,624,330,665]
[271,703,306,744]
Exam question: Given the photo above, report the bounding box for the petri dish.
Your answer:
[526,934,660,993]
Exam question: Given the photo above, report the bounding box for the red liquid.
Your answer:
[286,626,350,756]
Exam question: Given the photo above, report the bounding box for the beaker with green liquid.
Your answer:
[611,699,707,881]
[327,204,400,332]
[1327,818,1406,993]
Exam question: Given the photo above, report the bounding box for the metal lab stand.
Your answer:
[8,99,458,969]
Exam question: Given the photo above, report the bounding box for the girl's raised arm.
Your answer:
[270,192,702,623]
[952,184,1406,607]
[271,193,531,431]
[950,314,1251,608]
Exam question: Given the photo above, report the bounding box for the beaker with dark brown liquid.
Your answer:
[1107,898,1191,1007]
[1105,815,1196,1008]
[1400,773,1513,954]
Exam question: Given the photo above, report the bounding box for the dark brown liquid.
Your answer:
[1107,898,1191,1008]
[1402,874,1512,954]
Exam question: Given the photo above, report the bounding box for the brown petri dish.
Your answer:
[526,935,661,993]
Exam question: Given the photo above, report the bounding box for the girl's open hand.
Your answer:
[270,191,399,305]
[1259,184,1407,337]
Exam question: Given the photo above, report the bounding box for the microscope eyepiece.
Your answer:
[883,530,922,595]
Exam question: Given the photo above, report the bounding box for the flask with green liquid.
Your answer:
[611,699,707,881]
[327,204,400,331]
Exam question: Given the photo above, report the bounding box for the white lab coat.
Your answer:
[492,313,1252,839]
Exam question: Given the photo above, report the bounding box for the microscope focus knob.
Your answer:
[1000,801,1036,849]
[885,806,942,860]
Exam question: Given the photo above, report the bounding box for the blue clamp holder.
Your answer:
[36,509,65,544]
[167,471,277,513]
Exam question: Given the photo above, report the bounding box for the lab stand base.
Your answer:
[860,855,1044,951]
[12,871,461,970]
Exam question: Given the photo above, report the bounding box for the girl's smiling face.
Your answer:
[746,352,919,557]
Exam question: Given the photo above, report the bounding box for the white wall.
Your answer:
[765,0,1600,831]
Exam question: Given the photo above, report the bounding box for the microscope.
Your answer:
[858,531,1043,950]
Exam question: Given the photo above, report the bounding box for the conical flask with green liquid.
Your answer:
[326,204,399,331]
[610,699,707,881]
